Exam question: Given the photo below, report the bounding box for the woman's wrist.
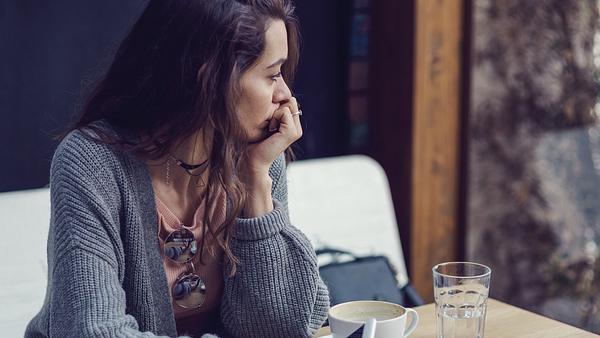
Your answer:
[241,174,273,218]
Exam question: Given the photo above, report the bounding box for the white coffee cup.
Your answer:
[328,301,419,338]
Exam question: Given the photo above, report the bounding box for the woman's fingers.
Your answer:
[274,97,302,136]
[291,109,303,138]
[247,98,303,171]
[288,97,303,135]
[268,117,279,132]
[271,106,296,137]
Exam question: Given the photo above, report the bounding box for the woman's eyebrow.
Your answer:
[266,58,286,69]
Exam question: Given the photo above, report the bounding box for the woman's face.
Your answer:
[237,19,292,142]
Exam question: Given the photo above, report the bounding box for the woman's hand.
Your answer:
[247,97,302,175]
[240,97,302,217]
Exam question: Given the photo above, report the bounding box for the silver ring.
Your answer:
[292,110,303,116]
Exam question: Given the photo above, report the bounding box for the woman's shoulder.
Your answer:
[58,119,121,151]
[52,120,130,181]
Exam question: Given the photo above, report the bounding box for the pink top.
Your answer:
[156,186,227,336]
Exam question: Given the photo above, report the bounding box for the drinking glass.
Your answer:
[432,262,491,338]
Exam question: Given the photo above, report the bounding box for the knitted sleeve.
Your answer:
[32,135,184,338]
[220,154,330,338]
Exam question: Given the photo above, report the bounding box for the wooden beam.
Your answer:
[411,0,464,302]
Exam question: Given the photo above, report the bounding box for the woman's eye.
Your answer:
[270,72,282,81]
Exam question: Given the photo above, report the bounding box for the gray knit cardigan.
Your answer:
[24,126,329,338]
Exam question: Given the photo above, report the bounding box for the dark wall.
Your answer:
[0,1,351,192]
[293,1,351,159]
[0,0,148,192]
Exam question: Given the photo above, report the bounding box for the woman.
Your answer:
[24,0,329,337]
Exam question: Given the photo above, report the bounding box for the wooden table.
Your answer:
[315,299,599,337]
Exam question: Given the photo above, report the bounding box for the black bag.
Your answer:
[316,248,424,307]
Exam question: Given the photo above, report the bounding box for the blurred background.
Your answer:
[2,0,600,334]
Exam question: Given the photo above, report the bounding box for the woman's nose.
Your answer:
[273,78,291,103]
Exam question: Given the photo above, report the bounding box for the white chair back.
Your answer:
[0,188,50,337]
[287,155,409,287]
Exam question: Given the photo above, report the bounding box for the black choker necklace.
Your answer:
[169,154,209,177]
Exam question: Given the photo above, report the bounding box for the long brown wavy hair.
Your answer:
[66,0,300,275]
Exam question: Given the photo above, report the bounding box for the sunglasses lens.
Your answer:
[164,228,197,263]
[173,273,206,308]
